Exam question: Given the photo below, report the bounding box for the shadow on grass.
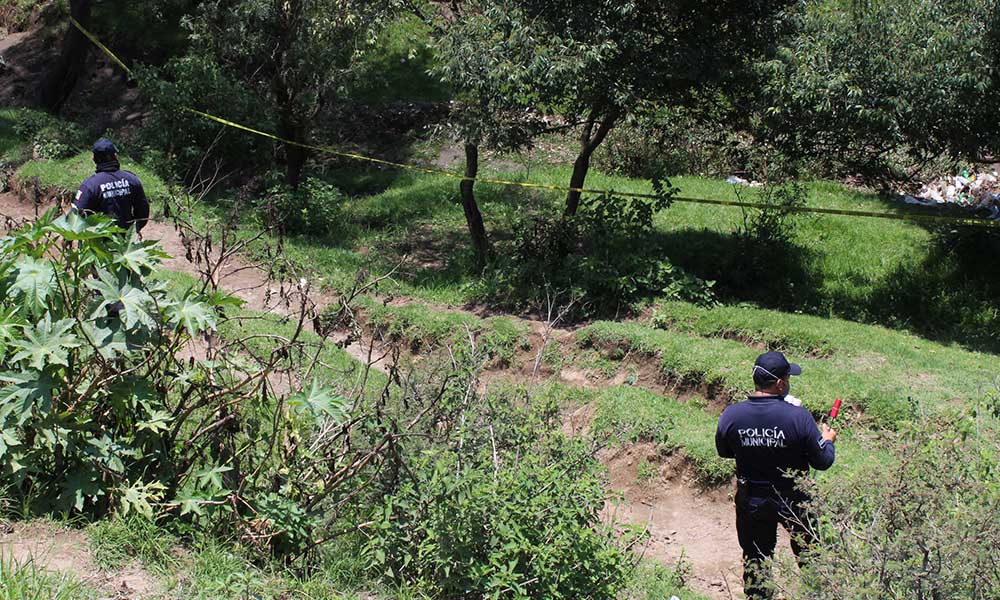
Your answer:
[657,227,824,311]
[859,228,1000,352]
[661,223,1000,353]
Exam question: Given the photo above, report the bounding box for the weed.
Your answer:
[0,555,96,600]
[89,515,179,573]
[635,458,658,483]
[621,558,710,600]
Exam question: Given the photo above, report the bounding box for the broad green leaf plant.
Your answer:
[0,211,349,530]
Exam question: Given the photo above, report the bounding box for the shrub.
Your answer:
[593,106,754,179]
[790,411,1000,599]
[365,396,638,599]
[257,176,346,238]
[0,212,349,540]
[481,186,716,318]
[133,55,271,181]
[11,109,86,160]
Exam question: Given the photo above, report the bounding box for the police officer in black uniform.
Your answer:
[715,351,837,599]
[73,138,149,232]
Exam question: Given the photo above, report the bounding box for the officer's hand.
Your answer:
[821,423,837,443]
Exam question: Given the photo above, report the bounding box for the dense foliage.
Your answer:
[793,411,1000,599]
[0,213,352,529]
[482,183,717,317]
[764,0,1000,180]
[366,396,636,600]
[0,212,222,515]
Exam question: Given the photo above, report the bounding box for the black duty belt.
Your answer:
[737,478,797,495]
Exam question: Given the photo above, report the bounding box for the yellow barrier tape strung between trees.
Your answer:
[71,17,1000,230]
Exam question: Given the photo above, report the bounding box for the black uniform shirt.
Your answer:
[716,394,835,491]
[75,168,149,231]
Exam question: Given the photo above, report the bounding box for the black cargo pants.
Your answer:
[735,483,816,600]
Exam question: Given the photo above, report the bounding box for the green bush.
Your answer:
[593,106,753,179]
[0,212,347,534]
[792,412,1000,599]
[258,176,346,238]
[621,560,709,600]
[11,109,86,160]
[365,397,637,599]
[482,189,715,318]
[133,55,271,180]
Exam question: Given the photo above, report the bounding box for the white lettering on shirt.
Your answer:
[737,426,787,448]
[99,179,131,200]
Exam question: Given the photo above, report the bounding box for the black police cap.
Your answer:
[752,351,802,384]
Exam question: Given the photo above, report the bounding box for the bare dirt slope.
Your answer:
[0,190,753,599]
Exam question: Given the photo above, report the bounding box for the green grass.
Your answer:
[263,163,998,350]
[89,515,179,574]
[651,300,997,398]
[0,555,97,600]
[576,314,993,429]
[0,109,30,163]
[591,385,733,483]
[351,296,531,365]
[621,560,713,600]
[15,151,170,202]
[350,15,450,104]
[84,515,409,600]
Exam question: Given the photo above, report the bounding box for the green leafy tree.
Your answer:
[762,0,1000,180]
[423,0,558,269]
[185,0,398,188]
[505,0,794,215]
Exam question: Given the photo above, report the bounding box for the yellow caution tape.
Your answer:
[71,16,134,77]
[71,17,1000,229]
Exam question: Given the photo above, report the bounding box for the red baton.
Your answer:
[829,398,842,419]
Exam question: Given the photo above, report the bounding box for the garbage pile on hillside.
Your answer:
[725,175,763,187]
[900,168,1000,220]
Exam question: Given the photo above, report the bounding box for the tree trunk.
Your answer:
[564,109,620,217]
[39,0,92,113]
[272,0,307,190]
[274,84,308,190]
[460,143,489,270]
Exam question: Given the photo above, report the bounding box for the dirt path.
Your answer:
[0,521,161,598]
[603,443,747,598]
[0,190,747,599]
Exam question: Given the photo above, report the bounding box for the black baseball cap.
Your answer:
[92,138,118,156]
[752,351,802,385]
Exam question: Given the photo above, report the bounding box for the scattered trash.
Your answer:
[726,175,763,188]
[898,168,1000,220]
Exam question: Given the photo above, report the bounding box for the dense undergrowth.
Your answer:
[0,214,681,599]
[2,25,1000,595]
